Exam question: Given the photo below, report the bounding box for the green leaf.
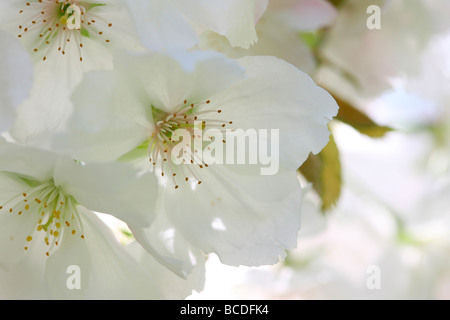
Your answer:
[333,94,393,138]
[298,134,341,212]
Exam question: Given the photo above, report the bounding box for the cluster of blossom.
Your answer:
[191,0,450,300]
[0,0,340,299]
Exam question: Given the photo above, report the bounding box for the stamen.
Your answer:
[0,181,85,257]
[147,99,232,189]
[16,0,113,62]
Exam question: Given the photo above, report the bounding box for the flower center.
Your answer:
[0,180,85,257]
[148,99,233,189]
[60,2,83,30]
[17,0,112,62]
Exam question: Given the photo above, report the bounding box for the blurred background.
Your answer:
[185,0,450,300]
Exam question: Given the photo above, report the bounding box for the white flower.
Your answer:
[197,0,337,74]
[0,30,33,133]
[59,52,338,276]
[0,142,204,299]
[125,0,268,52]
[0,0,141,63]
[0,0,143,143]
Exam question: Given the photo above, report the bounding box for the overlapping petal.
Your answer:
[125,0,268,51]
[60,51,338,271]
[0,30,33,132]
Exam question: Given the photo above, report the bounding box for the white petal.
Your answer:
[196,0,332,74]
[10,38,113,144]
[45,207,174,299]
[171,0,267,49]
[248,16,316,73]
[0,1,25,31]
[126,0,267,51]
[117,52,195,113]
[298,183,328,237]
[163,167,302,267]
[0,173,38,271]
[115,52,245,113]
[187,53,246,99]
[129,199,206,278]
[269,0,337,31]
[89,0,145,52]
[0,143,56,182]
[198,15,316,74]
[59,68,152,162]
[0,30,33,132]
[53,157,158,228]
[214,55,338,171]
[5,0,141,143]
[62,52,245,162]
[255,0,270,21]
[127,240,205,299]
[125,0,199,52]
[0,242,48,299]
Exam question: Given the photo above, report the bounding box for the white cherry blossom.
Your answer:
[0,0,143,143]
[0,142,204,299]
[59,52,338,275]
